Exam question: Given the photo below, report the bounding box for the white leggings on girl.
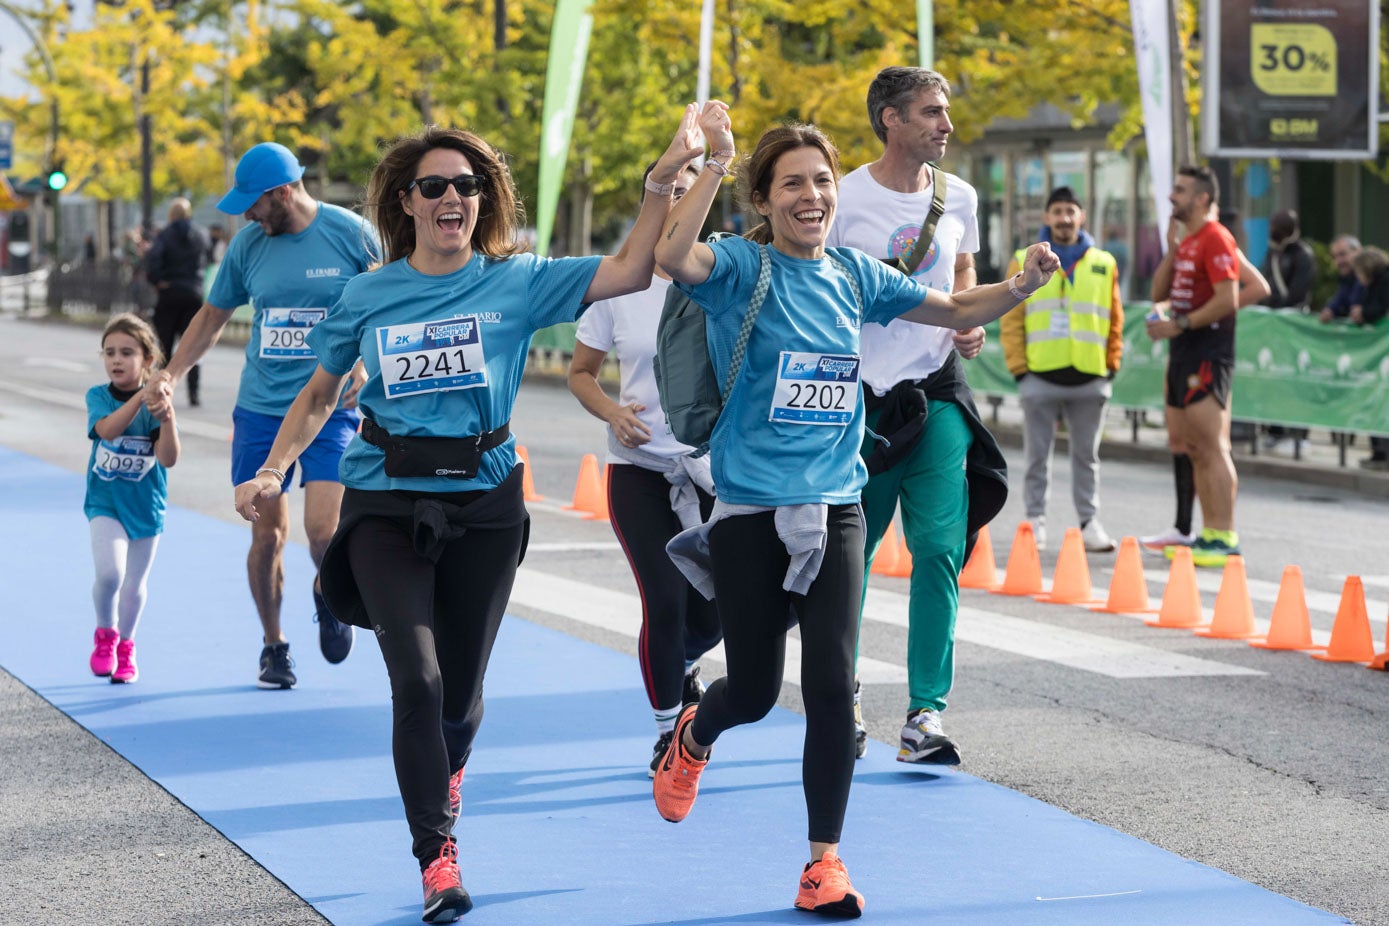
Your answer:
[89,516,159,640]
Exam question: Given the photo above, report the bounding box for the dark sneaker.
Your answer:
[421,842,472,923]
[1190,531,1240,569]
[257,642,296,690]
[314,586,354,664]
[852,679,867,760]
[897,708,960,765]
[653,703,708,822]
[794,851,864,918]
[648,730,675,779]
[682,665,706,706]
[447,766,465,833]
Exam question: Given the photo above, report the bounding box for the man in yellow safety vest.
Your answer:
[1000,186,1124,553]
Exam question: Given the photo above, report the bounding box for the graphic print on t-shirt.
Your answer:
[888,223,939,276]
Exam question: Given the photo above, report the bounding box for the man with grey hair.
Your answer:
[145,197,211,406]
[1320,233,1364,322]
[827,66,1009,767]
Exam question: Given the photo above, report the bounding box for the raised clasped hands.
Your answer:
[143,369,174,419]
[651,103,706,185]
[697,100,734,159]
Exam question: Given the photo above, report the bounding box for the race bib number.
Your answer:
[93,436,155,482]
[260,307,327,359]
[769,352,860,426]
[377,315,488,399]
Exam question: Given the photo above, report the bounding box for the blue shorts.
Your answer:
[231,405,359,488]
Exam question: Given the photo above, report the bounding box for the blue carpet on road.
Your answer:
[0,447,1347,925]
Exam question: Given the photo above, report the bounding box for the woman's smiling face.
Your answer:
[401,147,481,272]
[754,145,838,260]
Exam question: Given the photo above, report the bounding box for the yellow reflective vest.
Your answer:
[1011,247,1117,376]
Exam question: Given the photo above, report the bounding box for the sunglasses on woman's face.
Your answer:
[407,174,484,199]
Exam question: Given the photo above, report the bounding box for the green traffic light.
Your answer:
[46,170,68,191]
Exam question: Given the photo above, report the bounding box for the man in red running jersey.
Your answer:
[1146,165,1241,568]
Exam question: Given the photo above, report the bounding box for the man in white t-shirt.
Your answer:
[828,66,1009,766]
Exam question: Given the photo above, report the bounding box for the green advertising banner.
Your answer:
[535,0,594,257]
[964,306,1389,435]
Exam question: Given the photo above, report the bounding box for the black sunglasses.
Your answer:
[406,174,484,199]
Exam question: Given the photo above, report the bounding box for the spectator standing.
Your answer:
[1349,246,1389,469]
[1260,209,1315,311]
[824,66,1007,767]
[1319,235,1364,322]
[1000,186,1122,553]
[145,198,211,407]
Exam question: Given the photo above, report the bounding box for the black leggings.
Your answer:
[347,515,525,868]
[607,463,721,711]
[690,505,864,844]
[152,286,202,399]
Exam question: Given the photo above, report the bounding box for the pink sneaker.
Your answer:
[90,628,118,677]
[111,639,138,684]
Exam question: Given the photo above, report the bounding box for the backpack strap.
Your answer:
[896,164,948,277]
[720,244,772,404]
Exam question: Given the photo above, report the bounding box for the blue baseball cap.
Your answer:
[217,143,305,214]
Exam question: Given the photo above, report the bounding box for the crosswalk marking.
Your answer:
[1140,568,1388,617]
[509,567,909,684]
[509,566,1264,682]
[863,587,1265,679]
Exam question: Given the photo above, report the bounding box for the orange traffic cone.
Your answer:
[516,445,544,502]
[1370,608,1389,671]
[887,531,913,578]
[1145,546,1204,628]
[958,525,998,591]
[994,522,1045,597]
[871,523,901,576]
[1194,555,1257,639]
[1249,566,1320,651]
[563,453,608,521]
[1311,576,1375,663]
[1090,537,1156,614]
[1036,528,1100,604]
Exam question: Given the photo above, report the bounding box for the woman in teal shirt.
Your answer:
[651,101,1059,919]
[233,108,704,924]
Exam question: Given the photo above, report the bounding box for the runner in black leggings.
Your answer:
[651,103,1057,919]
[234,111,705,924]
[569,162,721,776]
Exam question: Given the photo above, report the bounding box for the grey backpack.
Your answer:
[653,241,770,451]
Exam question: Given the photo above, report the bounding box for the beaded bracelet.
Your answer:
[704,158,730,177]
[256,466,287,483]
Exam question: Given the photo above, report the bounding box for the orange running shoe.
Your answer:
[794,851,864,918]
[652,702,708,823]
[421,842,472,923]
[447,766,465,832]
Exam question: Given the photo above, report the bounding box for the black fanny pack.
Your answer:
[360,417,510,479]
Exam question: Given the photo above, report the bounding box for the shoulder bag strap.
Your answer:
[900,164,948,276]
[721,244,772,403]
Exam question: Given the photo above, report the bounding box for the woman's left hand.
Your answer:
[651,103,705,184]
[1019,242,1060,294]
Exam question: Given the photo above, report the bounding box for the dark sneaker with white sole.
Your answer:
[314,586,354,664]
[257,642,296,690]
[897,708,960,765]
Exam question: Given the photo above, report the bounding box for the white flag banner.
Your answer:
[1129,0,1174,252]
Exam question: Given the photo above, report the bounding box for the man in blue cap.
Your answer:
[146,142,380,689]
